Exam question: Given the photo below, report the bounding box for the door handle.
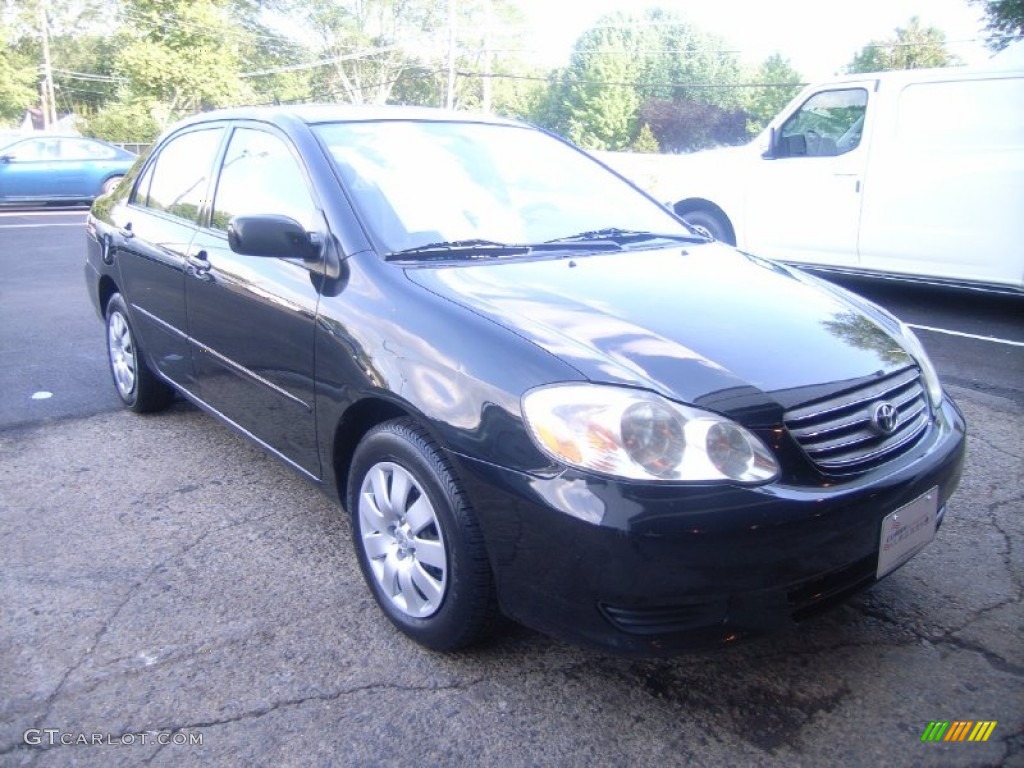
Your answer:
[187,250,211,274]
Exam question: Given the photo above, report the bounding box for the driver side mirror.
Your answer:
[227,214,321,261]
[0,154,12,164]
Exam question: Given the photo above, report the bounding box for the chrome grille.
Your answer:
[785,367,930,472]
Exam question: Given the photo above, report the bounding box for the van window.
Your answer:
[897,77,1024,150]
[778,89,868,158]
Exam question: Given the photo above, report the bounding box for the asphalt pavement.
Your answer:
[1,211,1021,767]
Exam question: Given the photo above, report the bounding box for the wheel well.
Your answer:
[98,275,119,316]
[673,199,736,246]
[332,398,413,505]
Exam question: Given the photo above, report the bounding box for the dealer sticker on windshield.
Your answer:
[877,487,939,579]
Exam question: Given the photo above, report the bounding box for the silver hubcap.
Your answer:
[108,311,136,397]
[358,462,447,618]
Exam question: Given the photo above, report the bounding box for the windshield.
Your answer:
[313,120,692,255]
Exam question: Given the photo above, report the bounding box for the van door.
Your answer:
[858,75,1024,289]
[744,85,873,267]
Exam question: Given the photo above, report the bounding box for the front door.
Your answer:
[744,85,872,267]
[185,125,324,477]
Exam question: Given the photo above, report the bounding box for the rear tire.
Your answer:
[679,208,734,245]
[105,293,174,413]
[348,418,497,651]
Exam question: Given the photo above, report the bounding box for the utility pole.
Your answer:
[39,0,58,128]
[481,0,492,114]
[445,0,456,109]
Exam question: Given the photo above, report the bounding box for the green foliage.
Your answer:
[639,97,747,152]
[0,25,36,124]
[743,54,803,135]
[79,98,164,143]
[971,0,1024,50]
[631,123,659,153]
[553,9,748,150]
[114,0,252,115]
[847,16,961,73]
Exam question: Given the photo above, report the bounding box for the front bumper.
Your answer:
[450,397,966,654]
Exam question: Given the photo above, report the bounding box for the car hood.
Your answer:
[405,244,914,423]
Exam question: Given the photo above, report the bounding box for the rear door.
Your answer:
[185,123,325,477]
[110,126,226,389]
[858,74,1024,289]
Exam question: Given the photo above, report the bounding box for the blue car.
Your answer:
[0,135,136,204]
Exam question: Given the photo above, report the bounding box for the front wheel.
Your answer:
[348,419,497,651]
[105,293,174,412]
[679,208,734,245]
[101,175,124,196]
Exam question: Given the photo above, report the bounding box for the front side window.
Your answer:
[313,120,689,254]
[4,139,61,162]
[778,89,868,158]
[140,128,223,223]
[210,128,317,232]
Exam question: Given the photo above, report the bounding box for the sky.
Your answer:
[514,0,993,78]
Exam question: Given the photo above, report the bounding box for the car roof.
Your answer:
[171,104,526,132]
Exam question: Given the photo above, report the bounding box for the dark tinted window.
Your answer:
[211,128,316,232]
[779,88,868,157]
[143,128,223,222]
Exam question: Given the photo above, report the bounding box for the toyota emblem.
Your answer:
[872,402,900,435]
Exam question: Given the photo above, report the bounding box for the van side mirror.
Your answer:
[227,215,321,261]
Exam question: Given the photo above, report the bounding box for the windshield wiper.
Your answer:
[386,238,531,261]
[544,228,708,245]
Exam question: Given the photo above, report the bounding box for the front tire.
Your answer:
[348,419,497,651]
[679,208,734,245]
[101,175,124,196]
[105,293,174,413]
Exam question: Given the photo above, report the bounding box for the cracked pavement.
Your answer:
[1,382,1020,768]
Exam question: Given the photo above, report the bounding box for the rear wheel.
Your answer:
[348,419,497,651]
[105,293,174,413]
[679,208,734,245]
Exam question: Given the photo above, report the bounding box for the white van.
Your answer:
[653,66,1024,293]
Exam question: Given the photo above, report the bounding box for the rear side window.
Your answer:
[779,88,868,157]
[134,128,223,223]
[898,77,1024,150]
[210,128,317,232]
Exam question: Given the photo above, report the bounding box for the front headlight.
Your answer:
[522,384,779,483]
[896,322,943,407]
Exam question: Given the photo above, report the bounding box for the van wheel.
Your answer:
[348,419,497,651]
[680,209,734,245]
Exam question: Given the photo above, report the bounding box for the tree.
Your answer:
[971,0,1024,50]
[561,21,643,150]
[0,25,36,123]
[631,123,659,153]
[638,97,747,152]
[847,16,961,73]
[272,0,444,105]
[743,54,803,135]
[112,0,252,115]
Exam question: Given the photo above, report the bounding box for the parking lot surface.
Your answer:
[1,210,1021,766]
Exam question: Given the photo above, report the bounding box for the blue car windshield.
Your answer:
[312,120,690,255]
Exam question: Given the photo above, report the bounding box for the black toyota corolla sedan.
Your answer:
[85,106,966,654]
